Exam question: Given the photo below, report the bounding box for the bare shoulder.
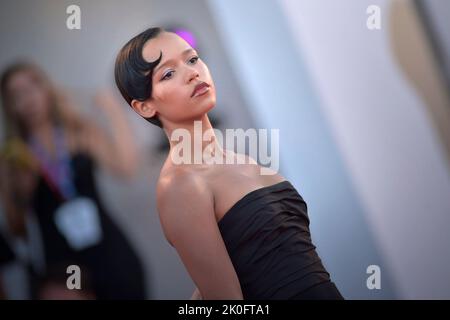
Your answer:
[156,163,243,299]
[228,150,285,181]
[157,165,211,206]
[156,165,214,242]
[225,149,258,165]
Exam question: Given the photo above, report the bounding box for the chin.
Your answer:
[193,96,216,113]
[204,100,216,112]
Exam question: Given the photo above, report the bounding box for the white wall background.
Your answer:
[278,0,450,299]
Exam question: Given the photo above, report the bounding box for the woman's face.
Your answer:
[6,69,52,129]
[141,32,216,127]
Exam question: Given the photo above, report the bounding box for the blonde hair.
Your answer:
[0,62,84,141]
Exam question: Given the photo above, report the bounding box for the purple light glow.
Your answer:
[174,29,197,49]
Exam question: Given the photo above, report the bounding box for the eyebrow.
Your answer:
[154,48,196,75]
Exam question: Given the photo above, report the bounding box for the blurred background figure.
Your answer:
[0,62,146,299]
[0,232,15,299]
[36,262,96,300]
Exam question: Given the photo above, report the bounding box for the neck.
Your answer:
[164,114,225,165]
[28,120,57,156]
[31,118,53,137]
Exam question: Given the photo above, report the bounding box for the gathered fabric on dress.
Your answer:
[218,181,343,300]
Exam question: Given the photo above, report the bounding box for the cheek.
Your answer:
[199,62,212,80]
[33,88,50,110]
[153,82,188,110]
[29,88,51,119]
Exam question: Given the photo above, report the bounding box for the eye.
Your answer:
[160,56,199,81]
[161,70,174,81]
[188,56,199,64]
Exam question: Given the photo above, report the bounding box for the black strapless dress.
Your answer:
[218,181,343,300]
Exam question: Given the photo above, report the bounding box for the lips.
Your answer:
[191,81,210,98]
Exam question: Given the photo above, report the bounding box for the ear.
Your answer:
[131,99,157,119]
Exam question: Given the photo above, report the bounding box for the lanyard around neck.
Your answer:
[30,128,77,201]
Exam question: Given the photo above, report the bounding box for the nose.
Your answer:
[186,66,200,83]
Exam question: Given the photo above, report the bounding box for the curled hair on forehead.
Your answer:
[114,27,165,127]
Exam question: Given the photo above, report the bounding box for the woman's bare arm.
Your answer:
[157,172,243,300]
[89,90,139,177]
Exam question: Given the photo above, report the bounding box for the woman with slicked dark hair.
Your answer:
[115,27,343,300]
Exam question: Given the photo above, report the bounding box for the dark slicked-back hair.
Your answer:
[114,27,164,127]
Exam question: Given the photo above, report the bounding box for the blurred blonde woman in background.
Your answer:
[0,62,147,299]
